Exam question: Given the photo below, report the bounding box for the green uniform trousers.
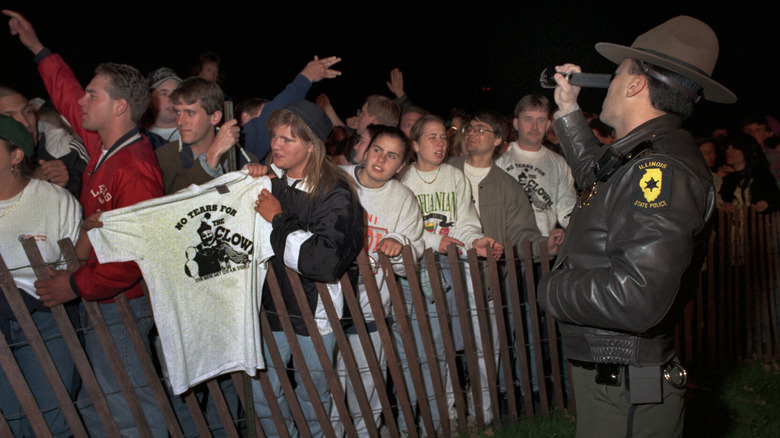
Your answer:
[571,361,685,438]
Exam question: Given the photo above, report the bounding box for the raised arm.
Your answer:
[243,56,342,161]
[3,9,43,54]
[5,9,101,155]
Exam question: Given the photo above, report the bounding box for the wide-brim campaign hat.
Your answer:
[595,16,736,103]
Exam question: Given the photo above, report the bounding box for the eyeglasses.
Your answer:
[464,125,495,136]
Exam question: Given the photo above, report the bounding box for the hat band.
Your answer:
[638,60,702,103]
[635,48,711,78]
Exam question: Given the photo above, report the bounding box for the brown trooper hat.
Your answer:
[595,16,736,104]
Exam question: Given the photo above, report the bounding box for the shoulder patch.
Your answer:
[631,160,673,214]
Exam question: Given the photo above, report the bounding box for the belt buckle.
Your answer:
[595,363,623,387]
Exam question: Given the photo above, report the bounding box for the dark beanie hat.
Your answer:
[284,100,332,142]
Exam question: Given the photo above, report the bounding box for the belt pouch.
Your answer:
[628,365,662,404]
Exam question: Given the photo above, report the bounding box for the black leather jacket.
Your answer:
[538,110,715,366]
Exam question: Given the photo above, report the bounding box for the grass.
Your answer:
[465,357,780,438]
[684,358,780,437]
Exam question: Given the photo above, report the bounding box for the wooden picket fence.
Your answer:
[1,206,779,437]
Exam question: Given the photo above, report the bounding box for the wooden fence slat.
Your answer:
[498,246,520,423]
[749,208,760,357]
[705,234,716,364]
[330,271,381,438]
[420,248,455,436]
[521,242,550,418]
[383,247,421,438]
[488,244,518,425]
[718,208,728,364]
[113,292,184,438]
[770,213,780,354]
[446,247,479,431]
[205,378,239,438]
[309,279,363,438]
[733,208,743,361]
[0,321,53,438]
[509,246,535,423]
[262,267,317,438]
[350,251,399,437]
[744,207,755,357]
[10,240,87,436]
[80,299,154,437]
[467,249,501,427]
[259,307,297,438]
[284,267,356,438]
[230,372,264,438]
[0,411,14,437]
[757,213,771,360]
[538,241,566,412]
[57,239,122,435]
[181,390,213,438]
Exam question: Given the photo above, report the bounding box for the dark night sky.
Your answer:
[1,1,778,136]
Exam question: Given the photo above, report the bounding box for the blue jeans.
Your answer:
[0,310,77,438]
[77,297,167,438]
[252,330,336,438]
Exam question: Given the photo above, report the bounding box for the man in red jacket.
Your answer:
[5,9,167,437]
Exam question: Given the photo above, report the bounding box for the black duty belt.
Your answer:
[569,358,688,400]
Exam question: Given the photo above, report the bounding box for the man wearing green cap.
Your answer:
[144,67,182,148]
[538,16,735,437]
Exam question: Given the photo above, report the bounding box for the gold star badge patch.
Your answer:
[631,160,672,214]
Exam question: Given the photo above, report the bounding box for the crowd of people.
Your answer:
[1,7,779,438]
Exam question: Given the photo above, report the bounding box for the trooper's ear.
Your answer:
[626,74,647,98]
